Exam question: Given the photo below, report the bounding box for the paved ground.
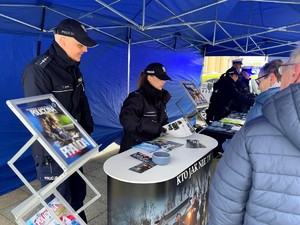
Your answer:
[1,141,220,225]
[0,143,120,225]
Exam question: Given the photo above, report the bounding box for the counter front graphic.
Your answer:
[104,133,217,225]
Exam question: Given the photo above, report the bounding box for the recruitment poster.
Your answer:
[17,98,95,165]
[180,81,208,106]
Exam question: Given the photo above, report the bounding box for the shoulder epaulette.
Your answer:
[35,55,52,69]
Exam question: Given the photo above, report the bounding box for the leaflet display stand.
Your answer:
[177,80,209,127]
[6,94,101,225]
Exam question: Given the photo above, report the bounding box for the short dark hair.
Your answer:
[260,59,284,82]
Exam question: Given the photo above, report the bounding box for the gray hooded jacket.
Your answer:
[208,82,300,225]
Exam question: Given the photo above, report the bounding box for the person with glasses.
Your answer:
[208,46,300,225]
[245,59,283,123]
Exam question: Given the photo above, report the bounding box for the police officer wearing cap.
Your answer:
[229,59,255,110]
[119,62,172,153]
[231,58,243,74]
[22,18,98,223]
[235,66,256,112]
[206,67,255,123]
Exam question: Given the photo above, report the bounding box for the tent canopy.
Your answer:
[1,0,299,57]
[1,0,298,195]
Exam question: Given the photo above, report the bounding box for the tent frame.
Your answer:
[0,0,300,56]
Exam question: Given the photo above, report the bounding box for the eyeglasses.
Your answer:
[278,63,296,75]
[255,73,270,85]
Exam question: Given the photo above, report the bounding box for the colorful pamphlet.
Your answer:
[163,117,195,138]
[132,137,184,153]
[130,152,153,163]
[26,197,80,225]
[129,161,157,173]
[219,112,246,126]
[132,142,161,153]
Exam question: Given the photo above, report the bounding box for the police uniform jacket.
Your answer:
[236,76,255,112]
[119,81,171,153]
[22,41,94,163]
[208,82,300,225]
[206,75,254,122]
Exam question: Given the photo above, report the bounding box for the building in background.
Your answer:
[201,56,268,82]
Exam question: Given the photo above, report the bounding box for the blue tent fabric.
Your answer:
[1,0,299,195]
[1,33,202,195]
[0,1,299,56]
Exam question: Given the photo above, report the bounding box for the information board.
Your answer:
[6,94,99,171]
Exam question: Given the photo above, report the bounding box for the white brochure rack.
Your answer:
[6,94,101,225]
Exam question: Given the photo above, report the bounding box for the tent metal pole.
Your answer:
[147,0,227,28]
[216,21,245,52]
[95,0,140,28]
[142,0,145,28]
[127,28,132,96]
[155,1,211,45]
[215,22,300,45]
[37,6,46,56]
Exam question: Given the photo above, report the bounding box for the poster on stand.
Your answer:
[6,94,99,170]
[179,80,209,107]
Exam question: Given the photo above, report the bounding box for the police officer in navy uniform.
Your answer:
[119,62,172,153]
[229,59,255,111]
[22,18,98,223]
[230,58,243,75]
[206,68,254,123]
[236,66,256,111]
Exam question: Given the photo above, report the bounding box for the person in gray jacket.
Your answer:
[208,46,300,225]
[245,59,283,123]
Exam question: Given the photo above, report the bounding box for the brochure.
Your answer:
[219,112,246,126]
[147,138,184,152]
[132,142,160,153]
[129,161,157,173]
[26,197,80,225]
[132,137,184,153]
[130,152,153,163]
[163,117,195,138]
[180,80,208,105]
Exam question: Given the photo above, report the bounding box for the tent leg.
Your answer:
[127,28,131,96]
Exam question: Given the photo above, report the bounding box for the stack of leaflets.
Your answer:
[132,137,184,153]
[163,117,195,138]
[219,112,246,126]
[26,197,80,225]
[207,121,233,132]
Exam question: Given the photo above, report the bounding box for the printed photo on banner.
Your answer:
[18,98,94,165]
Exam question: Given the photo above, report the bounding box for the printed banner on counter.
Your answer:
[108,151,213,225]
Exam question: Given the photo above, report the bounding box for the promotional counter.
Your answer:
[104,133,217,225]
